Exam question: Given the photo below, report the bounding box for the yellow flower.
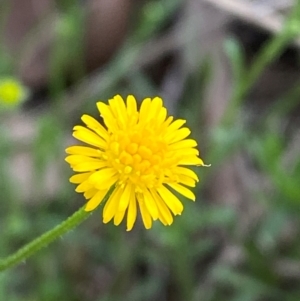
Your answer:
[0,77,28,109]
[66,95,205,230]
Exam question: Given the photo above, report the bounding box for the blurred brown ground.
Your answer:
[4,0,133,88]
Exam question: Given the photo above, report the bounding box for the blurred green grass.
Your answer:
[1,0,300,300]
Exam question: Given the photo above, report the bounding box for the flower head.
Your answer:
[66,95,205,230]
[0,77,28,110]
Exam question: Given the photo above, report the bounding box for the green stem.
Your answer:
[223,2,300,125]
[0,205,91,272]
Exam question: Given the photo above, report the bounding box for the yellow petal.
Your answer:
[178,175,197,187]
[113,209,126,226]
[166,119,186,133]
[156,107,167,127]
[96,102,118,132]
[118,183,133,212]
[126,194,137,231]
[174,167,199,181]
[75,180,94,193]
[143,188,159,220]
[85,190,108,211]
[73,126,106,149]
[81,115,109,141]
[166,128,191,144]
[179,156,204,166]
[169,139,197,150]
[167,183,195,201]
[72,161,108,172]
[84,188,98,199]
[176,148,199,157]
[89,168,118,189]
[109,95,127,128]
[69,172,91,184]
[126,95,137,115]
[139,98,151,124]
[138,197,152,229]
[66,146,102,157]
[65,155,102,165]
[148,97,163,121]
[157,185,183,215]
[161,116,174,132]
[150,189,173,225]
[103,186,123,223]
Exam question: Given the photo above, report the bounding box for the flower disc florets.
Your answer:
[66,95,205,230]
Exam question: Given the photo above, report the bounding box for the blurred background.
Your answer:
[1,0,300,300]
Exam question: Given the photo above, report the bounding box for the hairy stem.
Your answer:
[0,205,91,272]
